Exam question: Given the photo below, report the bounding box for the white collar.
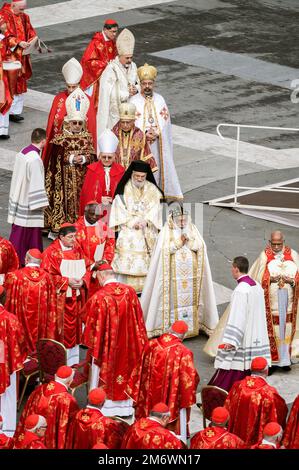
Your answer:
[148,417,163,425]
[261,439,277,448]
[102,31,109,42]
[87,405,102,412]
[59,240,73,251]
[26,262,40,267]
[84,216,97,227]
[103,279,118,286]
[54,379,69,391]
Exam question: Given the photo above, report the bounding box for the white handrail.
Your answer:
[215,123,299,204]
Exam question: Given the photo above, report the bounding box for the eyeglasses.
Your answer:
[71,121,83,125]
[270,241,283,246]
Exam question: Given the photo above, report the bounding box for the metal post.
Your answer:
[234,126,240,205]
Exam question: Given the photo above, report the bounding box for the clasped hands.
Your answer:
[70,154,85,164]
[146,127,158,143]
[134,219,147,230]
[270,275,294,287]
[69,278,83,289]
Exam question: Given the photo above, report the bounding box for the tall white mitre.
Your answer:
[62,57,83,85]
[116,28,135,56]
[98,129,119,154]
[64,87,90,122]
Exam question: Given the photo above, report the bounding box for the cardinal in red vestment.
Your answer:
[79,129,125,215]
[190,407,245,449]
[80,19,118,109]
[224,357,288,446]
[0,0,36,119]
[0,286,27,436]
[76,202,115,297]
[66,387,128,449]
[81,264,148,417]
[15,366,79,449]
[41,224,91,365]
[282,394,299,449]
[251,422,283,449]
[42,58,97,172]
[127,321,199,437]
[122,403,184,449]
[14,414,47,449]
[0,235,19,280]
[4,249,57,354]
[0,16,14,132]
[0,415,13,448]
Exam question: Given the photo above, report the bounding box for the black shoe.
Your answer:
[268,366,278,376]
[282,366,291,372]
[0,134,10,139]
[9,114,24,122]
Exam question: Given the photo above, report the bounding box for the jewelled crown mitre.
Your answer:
[64,88,90,122]
[137,63,157,82]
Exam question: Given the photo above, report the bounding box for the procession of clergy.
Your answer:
[0,1,298,450]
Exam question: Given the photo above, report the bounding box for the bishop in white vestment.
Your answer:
[130,63,182,201]
[97,29,139,136]
[141,208,218,338]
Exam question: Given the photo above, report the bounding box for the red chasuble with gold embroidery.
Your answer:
[0,3,36,94]
[127,333,199,422]
[121,417,184,449]
[15,380,79,449]
[42,90,97,170]
[76,221,115,297]
[0,236,19,275]
[4,267,57,354]
[66,407,128,449]
[13,431,47,449]
[80,31,117,105]
[0,305,27,394]
[282,394,299,449]
[81,282,148,401]
[41,239,90,348]
[190,426,245,449]
[225,376,288,446]
[0,433,13,449]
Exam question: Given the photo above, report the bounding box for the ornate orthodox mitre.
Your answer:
[116,28,135,55]
[119,102,136,121]
[137,63,157,82]
[64,87,90,122]
[62,57,83,85]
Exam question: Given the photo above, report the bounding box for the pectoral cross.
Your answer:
[253,339,260,347]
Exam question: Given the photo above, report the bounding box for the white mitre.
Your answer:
[116,28,135,56]
[64,88,90,122]
[62,57,83,85]
[98,129,119,154]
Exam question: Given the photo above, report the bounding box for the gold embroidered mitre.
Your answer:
[137,63,157,82]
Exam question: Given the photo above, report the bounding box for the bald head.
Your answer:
[269,231,284,253]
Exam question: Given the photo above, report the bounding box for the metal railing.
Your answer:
[216,123,299,205]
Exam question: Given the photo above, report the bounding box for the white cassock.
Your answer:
[130,92,182,201]
[97,57,140,136]
[214,277,271,371]
[141,217,218,338]
[0,372,17,437]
